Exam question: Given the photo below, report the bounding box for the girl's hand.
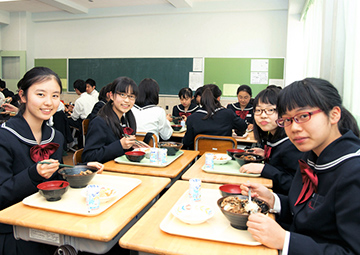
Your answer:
[247,213,286,249]
[240,182,275,208]
[133,141,151,149]
[36,159,60,179]
[239,163,264,174]
[166,113,173,122]
[120,136,136,150]
[2,103,19,113]
[87,162,104,174]
[247,124,254,131]
[247,147,264,156]
[181,115,187,122]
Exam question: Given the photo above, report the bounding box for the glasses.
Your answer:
[238,96,250,100]
[254,108,276,116]
[117,92,136,101]
[276,109,322,127]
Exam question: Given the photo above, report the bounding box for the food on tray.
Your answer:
[238,154,257,161]
[99,187,116,198]
[213,155,230,161]
[160,142,179,147]
[79,170,93,175]
[220,196,259,214]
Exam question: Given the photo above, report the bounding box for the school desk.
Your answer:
[103,150,199,183]
[119,180,277,255]
[171,130,258,145]
[235,131,258,144]
[0,172,170,254]
[182,152,273,188]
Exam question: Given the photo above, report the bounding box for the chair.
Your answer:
[73,148,84,165]
[82,119,90,147]
[194,134,237,156]
[135,132,158,147]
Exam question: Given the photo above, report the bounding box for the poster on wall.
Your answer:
[189,72,203,90]
[250,59,269,84]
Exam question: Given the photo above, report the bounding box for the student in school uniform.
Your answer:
[239,86,304,195]
[68,79,97,148]
[82,77,148,164]
[0,67,103,255]
[240,78,360,254]
[85,78,99,100]
[192,86,203,105]
[167,87,199,122]
[0,79,14,98]
[183,84,247,150]
[227,84,254,131]
[87,83,112,121]
[132,78,173,141]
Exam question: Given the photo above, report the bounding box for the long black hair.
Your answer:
[98,77,138,138]
[19,67,62,114]
[252,86,286,143]
[135,78,159,107]
[200,84,222,120]
[277,78,359,137]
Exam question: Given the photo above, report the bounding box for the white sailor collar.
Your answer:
[306,131,360,172]
[266,137,289,148]
[1,115,55,145]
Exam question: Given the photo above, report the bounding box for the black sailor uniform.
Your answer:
[183,107,246,150]
[172,102,199,118]
[82,115,132,164]
[277,131,360,254]
[262,137,303,195]
[0,113,64,254]
[226,102,254,125]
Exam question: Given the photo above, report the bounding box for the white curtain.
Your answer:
[302,0,360,123]
[342,0,360,123]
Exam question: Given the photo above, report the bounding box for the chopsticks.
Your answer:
[122,133,149,147]
[38,161,74,168]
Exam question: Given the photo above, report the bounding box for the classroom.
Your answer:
[0,0,359,255]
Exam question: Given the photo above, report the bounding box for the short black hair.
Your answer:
[73,79,86,93]
[0,79,6,89]
[86,78,96,88]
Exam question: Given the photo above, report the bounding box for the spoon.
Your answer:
[245,187,259,213]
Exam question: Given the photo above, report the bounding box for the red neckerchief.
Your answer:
[30,143,60,162]
[264,145,272,163]
[235,110,249,120]
[294,160,318,206]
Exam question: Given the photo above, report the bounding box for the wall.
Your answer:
[1,9,288,111]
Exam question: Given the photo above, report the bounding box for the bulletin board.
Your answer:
[204,58,284,97]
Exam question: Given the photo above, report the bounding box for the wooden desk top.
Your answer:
[0,172,170,242]
[119,181,277,255]
[170,131,257,144]
[234,131,257,144]
[103,150,199,178]
[171,131,185,138]
[182,153,272,188]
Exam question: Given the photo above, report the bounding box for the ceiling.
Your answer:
[0,0,305,23]
[0,0,236,14]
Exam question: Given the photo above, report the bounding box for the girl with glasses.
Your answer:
[239,86,304,195]
[227,84,254,132]
[241,78,360,254]
[83,77,148,164]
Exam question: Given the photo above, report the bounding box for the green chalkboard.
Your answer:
[204,58,284,97]
[68,58,193,95]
